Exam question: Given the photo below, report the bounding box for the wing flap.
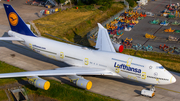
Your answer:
[0,67,114,78]
[95,23,115,52]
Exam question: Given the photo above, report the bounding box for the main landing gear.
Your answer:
[141,85,155,98]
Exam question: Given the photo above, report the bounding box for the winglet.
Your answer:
[95,23,115,52]
[97,23,104,29]
[3,4,36,37]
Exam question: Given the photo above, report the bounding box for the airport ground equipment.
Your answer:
[111,34,123,44]
[143,45,153,51]
[124,37,133,43]
[149,19,160,24]
[139,13,147,17]
[141,89,155,98]
[168,35,179,41]
[90,35,96,39]
[145,33,156,39]
[174,47,180,54]
[138,16,144,20]
[133,43,142,50]
[164,27,175,32]
[175,30,180,33]
[167,46,180,54]
[168,14,175,18]
[159,44,169,50]
[25,0,57,7]
[123,38,133,48]
[160,20,169,26]
[159,44,169,51]
[25,0,45,6]
[132,20,139,24]
[166,46,174,53]
[124,27,132,31]
[145,12,155,17]
[159,44,178,53]
[161,12,169,17]
[171,21,180,25]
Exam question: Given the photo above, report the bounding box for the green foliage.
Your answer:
[58,8,61,11]
[77,0,84,6]
[126,0,136,7]
[85,5,95,10]
[98,0,113,11]
[86,20,91,24]
[55,0,65,4]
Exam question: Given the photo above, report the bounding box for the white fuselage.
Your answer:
[8,30,176,85]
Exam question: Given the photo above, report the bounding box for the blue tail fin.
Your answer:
[3,4,36,37]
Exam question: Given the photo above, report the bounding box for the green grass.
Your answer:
[0,90,8,100]
[122,49,180,73]
[33,2,125,47]
[0,61,25,86]
[26,80,118,101]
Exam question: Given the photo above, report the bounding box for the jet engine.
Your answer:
[27,76,50,90]
[67,75,92,90]
[112,42,124,52]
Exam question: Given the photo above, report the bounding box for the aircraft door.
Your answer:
[141,72,146,80]
[115,66,120,73]
[60,52,64,59]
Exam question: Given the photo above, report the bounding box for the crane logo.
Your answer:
[9,12,18,26]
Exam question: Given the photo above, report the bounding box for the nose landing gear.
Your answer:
[150,85,155,92]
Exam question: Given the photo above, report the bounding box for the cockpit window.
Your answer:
[156,66,164,69]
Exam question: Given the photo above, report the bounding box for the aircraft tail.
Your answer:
[3,4,36,37]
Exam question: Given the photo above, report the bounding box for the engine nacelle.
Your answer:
[112,42,124,52]
[67,75,92,90]
[27,76,50,90]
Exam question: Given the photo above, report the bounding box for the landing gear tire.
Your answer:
[150,85,156,92]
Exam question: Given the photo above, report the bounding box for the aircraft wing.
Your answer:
[95,23,116,52]
[0,67,115,78]
[0,37,24,41]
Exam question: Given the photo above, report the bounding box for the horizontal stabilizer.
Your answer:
[0,67,114,78]
[0,37,24,41]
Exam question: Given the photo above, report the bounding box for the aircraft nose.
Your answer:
[170,76,176,83]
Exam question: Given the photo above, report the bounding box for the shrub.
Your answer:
[126,0,136,7]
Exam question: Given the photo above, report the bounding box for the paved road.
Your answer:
[0,0,180,101]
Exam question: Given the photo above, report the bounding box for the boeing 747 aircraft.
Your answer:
[0,4,176,97]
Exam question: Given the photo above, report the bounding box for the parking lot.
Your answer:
[121,0,180,54]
